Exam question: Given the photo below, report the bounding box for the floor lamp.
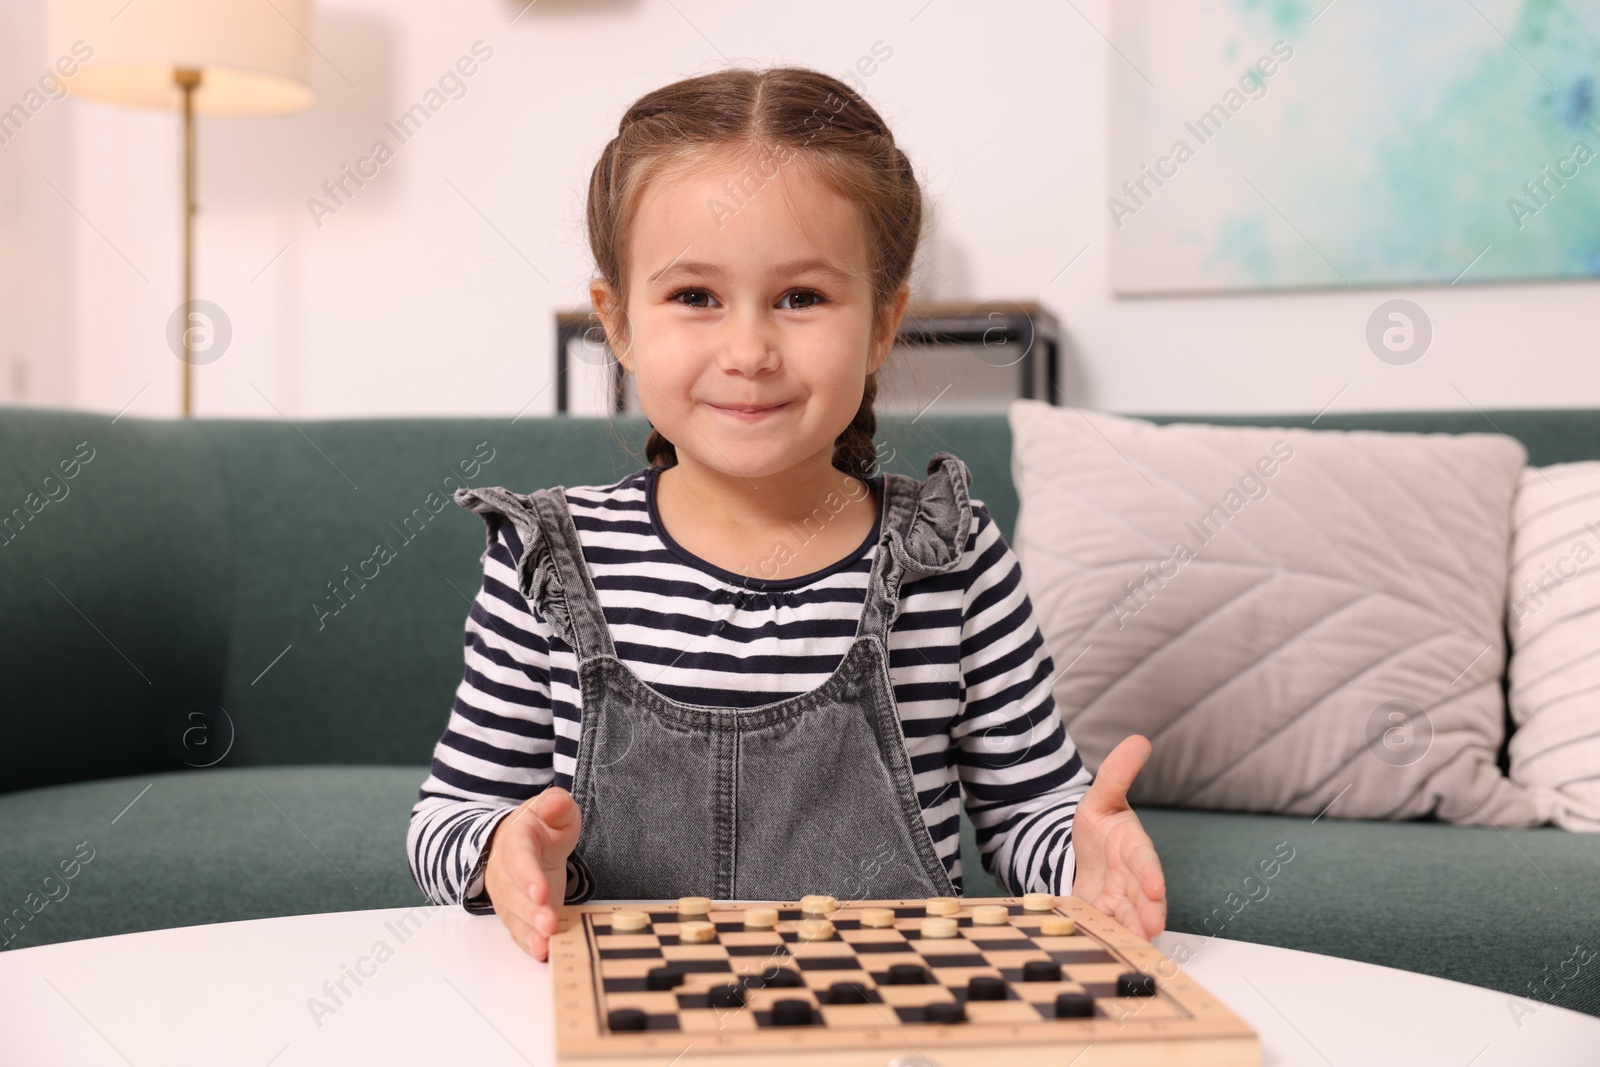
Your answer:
[51,0,316,417]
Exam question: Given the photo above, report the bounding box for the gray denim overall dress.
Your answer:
[454,451,974,902]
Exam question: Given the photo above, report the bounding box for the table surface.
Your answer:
[1,904,1595,1066]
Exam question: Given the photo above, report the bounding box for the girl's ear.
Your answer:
[590,279,630,371]
[869,282,912,374]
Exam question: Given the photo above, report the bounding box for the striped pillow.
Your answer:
[1507,463,1600,831]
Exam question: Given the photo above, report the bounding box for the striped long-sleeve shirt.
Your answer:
[407,463,1093,911]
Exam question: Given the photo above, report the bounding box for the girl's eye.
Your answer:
[780,288,826,310]
[669,288,716,308]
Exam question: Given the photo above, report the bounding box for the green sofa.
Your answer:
[2,405,1597,1019]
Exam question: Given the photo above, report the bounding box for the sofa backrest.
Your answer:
[3,405,1597,794]
[0,409,1012,793]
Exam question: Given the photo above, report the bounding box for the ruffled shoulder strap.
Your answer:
[453,485,543,592]
[452,485,587,651]
[882,451,973,577]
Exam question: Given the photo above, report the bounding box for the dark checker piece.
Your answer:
[967,975,1008,1001]
[1117,972,1158,997]
[646,966,683,991]
[887,963,930,985]
[826,981,871,1004]
[707,984,745,1008]
[608,1008,649,1031]
[925,1001,967,1024]
[771,998,816,1026]
[1022,960,1062,983]
[1055,992,1096,1018]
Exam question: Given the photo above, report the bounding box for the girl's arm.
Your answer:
[406,521,592,910]
[952,502,1095,896]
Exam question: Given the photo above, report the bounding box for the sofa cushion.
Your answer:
[1009,400,1538,827]
[0,767,428,952]
[0,764,1010,950]
[1138,807,1600,1018]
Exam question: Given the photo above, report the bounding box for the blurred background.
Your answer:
[1,0,1597,421]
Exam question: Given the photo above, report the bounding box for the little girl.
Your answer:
[407,66,1165,961]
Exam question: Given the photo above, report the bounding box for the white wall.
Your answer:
[4,0,1597,420]
[1,0,75,409]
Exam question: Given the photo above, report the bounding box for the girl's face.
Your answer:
[594,153,905,486]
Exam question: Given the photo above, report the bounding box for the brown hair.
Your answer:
[586,66,922,481]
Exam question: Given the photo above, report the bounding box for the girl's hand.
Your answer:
[483,787,583,961]
[1071,735,1168,940]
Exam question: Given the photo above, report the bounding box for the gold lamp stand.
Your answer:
[175,67,201,417]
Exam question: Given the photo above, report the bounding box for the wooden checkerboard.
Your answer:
[550,895,1258,1066]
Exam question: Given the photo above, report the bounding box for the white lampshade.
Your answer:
[49,0,315,115]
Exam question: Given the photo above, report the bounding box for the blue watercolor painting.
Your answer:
[1109,0,1600,294]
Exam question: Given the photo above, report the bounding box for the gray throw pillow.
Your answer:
[1009,400,1539,826]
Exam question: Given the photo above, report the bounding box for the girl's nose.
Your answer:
[718,308,781,376]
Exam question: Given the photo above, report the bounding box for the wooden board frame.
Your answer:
[551,896,1259,1067]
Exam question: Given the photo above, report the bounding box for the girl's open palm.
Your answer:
[1071,735,1167,940]
[484,787,583,961]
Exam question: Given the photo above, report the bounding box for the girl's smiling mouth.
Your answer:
[707,400,791,420]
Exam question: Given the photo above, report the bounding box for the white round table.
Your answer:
[0,905,1594,1065]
